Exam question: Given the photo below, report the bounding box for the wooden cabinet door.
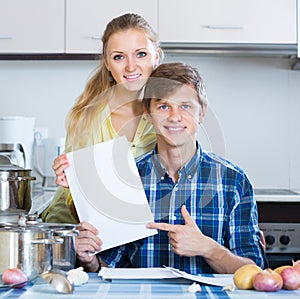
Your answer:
[66,0,158,53]
[0,0,64,53]
[158,0,296,44]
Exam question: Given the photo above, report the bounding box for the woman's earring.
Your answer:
[108,71,114,82]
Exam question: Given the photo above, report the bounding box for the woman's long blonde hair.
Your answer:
[65,13,162,151]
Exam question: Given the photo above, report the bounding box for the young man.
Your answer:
[98,62,266,274]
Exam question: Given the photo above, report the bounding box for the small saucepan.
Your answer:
[0,165,36,213]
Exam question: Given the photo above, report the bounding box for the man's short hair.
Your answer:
[143,62,207,113]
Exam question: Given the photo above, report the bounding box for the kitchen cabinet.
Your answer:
[158,0,297,44]
[0,0,298,58]
[0,0,64,53]
[65,0,158,54]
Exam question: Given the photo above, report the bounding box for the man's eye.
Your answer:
[113,54,123,61]
[182,104,191,110]
[158,105,168,110]
[137,51,147,58]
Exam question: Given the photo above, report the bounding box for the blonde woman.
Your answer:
[42,13,162,225]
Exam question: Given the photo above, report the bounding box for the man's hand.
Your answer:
[147,205,209,257]
[75,221,103,271]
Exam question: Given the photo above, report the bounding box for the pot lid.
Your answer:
[0,213,78,231]
[35,222,79,231]
[0,208,28,215]
[0,165,31,171]
[0,213,78,232]
[0,223,79,233]
[0,222,52,232]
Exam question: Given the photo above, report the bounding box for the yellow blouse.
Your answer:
[42,103,156,224]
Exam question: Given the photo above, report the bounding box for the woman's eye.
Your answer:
[113,54,123,61]
[137,51,147,58]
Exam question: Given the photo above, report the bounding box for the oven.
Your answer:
[255,189,300,268]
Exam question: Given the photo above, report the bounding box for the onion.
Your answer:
[281,267,300,290]
[233,264,262,290]
[274,265,292,275]
[292,260,300,275]
[2,268,28,288]
[253,268,283,292]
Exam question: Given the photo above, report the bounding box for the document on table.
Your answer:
[99,267,178,280]
[98,267,234,287]
[64,136,157,251]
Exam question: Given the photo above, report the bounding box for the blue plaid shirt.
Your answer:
[100,144,266,274]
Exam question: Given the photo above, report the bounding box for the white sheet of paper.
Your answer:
[164,267,234,287]
[99,267,178,279]
[98,267,234,287]
[65,136,157,251]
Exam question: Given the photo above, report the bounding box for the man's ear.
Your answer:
[198,103,207,124]
[143,107,153,124]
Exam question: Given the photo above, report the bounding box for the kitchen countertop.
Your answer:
[254,188,300,202]
[0,273,299,299]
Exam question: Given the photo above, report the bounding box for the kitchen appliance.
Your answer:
[0,116,35,169]
[255,189,300,268]
[34,136,65,188]
[0,144,24,166]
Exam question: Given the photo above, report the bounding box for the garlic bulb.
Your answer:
[67,267,89,286]
[187,282,202,293]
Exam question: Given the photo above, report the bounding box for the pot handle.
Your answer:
[29,238,64,245]
[54,230,79,237]
[6,176,36,182]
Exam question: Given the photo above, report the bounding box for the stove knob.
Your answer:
[265,235,275,245]
[280,235,290,245]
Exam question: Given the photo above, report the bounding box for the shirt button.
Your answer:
[188,175,192,179]
[132,144,136,147]
[161,176,164,180]
[171,215,177,220]
[174,187,178,191]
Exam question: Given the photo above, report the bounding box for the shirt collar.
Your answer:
[151,146,166,180]
[151,141,203,180]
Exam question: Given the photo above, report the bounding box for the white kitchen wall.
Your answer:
[0,54,299,189]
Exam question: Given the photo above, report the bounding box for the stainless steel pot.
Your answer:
[26,219,80,272]
[53,229,79,271]
[0,221,62,279]
[0,165,36,213]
